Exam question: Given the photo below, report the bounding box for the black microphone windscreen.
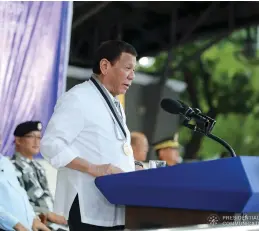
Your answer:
[160,98,183,114]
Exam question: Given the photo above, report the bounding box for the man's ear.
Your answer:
[15,137,21,145]
[99,58,111,75]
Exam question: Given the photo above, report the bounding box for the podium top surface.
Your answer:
[95,156,259,213]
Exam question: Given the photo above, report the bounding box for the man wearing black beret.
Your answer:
[11,121,67,228]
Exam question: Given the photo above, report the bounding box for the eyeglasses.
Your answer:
[23,135,41,140]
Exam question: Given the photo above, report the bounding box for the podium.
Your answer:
[95,157,259,229]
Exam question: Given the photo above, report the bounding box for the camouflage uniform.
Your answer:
[11,152,53,214]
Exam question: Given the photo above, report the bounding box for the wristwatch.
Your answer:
[134,160,144,168]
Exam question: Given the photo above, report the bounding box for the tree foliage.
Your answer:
[138,28,259,159]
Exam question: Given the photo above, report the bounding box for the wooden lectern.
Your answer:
[125,206,234,229]
[95,157,259,229]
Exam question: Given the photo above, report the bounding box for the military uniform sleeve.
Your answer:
[41,93,85,169]
[34,163,54,211]
[39,186,54,212]
[32,193,53,212]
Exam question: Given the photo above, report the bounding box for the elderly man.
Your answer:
[41,40,140,231]
[130,132,149,170]
[0,134,50,231]
[130,132,149,162]
[11,121,67,228]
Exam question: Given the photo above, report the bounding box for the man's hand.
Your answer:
[32,218,50,231]
[46,212,67,225]
[89,164,124,177]
[14,222,29,231]
[66,157,124,177]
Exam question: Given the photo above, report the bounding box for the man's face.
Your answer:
[16,131,41,155]
[101,52,137,96]
[159,147,180,165]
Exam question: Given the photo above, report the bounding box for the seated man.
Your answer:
[0,152,50,231]
[131,132,149,170]
[11,121,67,228]
[131,131,149,162]
[152,133,182,166]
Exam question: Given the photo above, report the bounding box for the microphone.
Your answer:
[160,98,236,157]
[160,98,209,124]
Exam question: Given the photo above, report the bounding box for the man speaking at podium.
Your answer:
[41,40,138,231]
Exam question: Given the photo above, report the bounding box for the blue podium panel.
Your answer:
[95,156,259,213]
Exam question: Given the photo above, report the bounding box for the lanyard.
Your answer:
[90,77,127,139]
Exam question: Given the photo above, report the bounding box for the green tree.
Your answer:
[138,29,259,159]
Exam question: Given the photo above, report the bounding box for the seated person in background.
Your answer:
[130,131,149,163]
[11,121,67,227]
[0,137,50,231]
[152,133,181,166]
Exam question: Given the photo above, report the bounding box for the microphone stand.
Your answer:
[183,120,237,158]
[207,133,236,158]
